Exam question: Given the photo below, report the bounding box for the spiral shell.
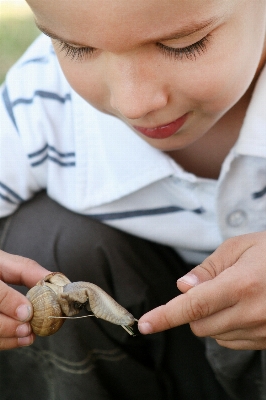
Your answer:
[26,285,65,336]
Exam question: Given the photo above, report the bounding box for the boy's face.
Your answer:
[27,0,266,151]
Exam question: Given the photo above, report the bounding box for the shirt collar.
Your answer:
[235,63,266,158]
[71,63,266,208]
[72,90,178,208]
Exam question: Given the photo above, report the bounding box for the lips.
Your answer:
[133,114,188,139]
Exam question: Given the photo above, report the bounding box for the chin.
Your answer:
[142,133,197,152]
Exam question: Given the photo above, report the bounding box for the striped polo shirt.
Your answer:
[1,34,266,264]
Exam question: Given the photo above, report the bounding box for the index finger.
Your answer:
[138,272,238,334]
[0,250,50,321]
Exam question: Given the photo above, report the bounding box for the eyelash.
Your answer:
[156,36,209,60]
[56,41,95,61]
[56,35,209,62]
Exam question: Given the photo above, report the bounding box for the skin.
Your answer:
[0,250,49,349]
[139,233,266,350]
[1,0,266,350]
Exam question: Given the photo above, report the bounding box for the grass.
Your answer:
[0,2,39,83]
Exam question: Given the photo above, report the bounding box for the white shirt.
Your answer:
[1,35,266,264]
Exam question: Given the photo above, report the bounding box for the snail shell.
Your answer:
[27,272,136,337]
[26,285,65,336]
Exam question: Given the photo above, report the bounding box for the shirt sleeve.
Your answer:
[0,35,60,218]
[0,34,76,218]
[0,82,41,217]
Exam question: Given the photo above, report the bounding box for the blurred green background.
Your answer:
[0,0,39,83]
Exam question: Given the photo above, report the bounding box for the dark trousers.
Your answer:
[0,192,231,400]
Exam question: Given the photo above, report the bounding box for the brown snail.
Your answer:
[26,272,136,337]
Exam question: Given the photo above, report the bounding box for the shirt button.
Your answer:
[226,210,247,227]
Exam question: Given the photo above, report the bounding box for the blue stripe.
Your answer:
[12,91,71,107]
[22,56,49,65]
[0,182,24,202]
[89,206,205,221]
[252,186,266,199]
[31,154,75,167]
[0,193,17,205]
[28,144,75,159]
[48,145,75,158]
[30,154,48,166]
[48,156,75,167]
[3,86,71,131]
[28,144,49,158]
[2,86,18,130]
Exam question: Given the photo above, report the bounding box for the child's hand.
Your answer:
[0,250,50,350]
[138,232,266,350]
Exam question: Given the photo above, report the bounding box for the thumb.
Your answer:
[177,236,250,293]
[177,261,219,293]
[0,280,33,322]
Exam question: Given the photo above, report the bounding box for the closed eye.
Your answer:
[157,35,210,61]
[55,35,210,62]
[56,40,95,61]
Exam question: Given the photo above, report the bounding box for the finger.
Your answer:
[187,255,266,338]
[211,329,257,342]
[139,271,240,334]
[0,280,33,322]
[209,322,266,342]
[215,338,266,351]
[189,302,258,338]
[0,312,32,338]
[0,334,35,351]
[177,235,256,292]
[0,250,50,288]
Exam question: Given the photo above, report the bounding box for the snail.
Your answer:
[26,272,137,337]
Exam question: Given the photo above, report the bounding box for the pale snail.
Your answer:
[26,272,137,337]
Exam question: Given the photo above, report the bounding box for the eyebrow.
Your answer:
[35,16,219,47]
[155,17,220,41]
[35,22,90,46]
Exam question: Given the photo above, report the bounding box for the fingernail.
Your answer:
[138,322,153,335]
[18,335,34,347]
[16,323,31,338]
[177,273,199,287]
[16,305,31,322]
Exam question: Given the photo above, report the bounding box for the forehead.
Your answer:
[27,0,233,50]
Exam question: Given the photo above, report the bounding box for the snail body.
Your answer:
[61,282,135,325]
[26,272,136,337]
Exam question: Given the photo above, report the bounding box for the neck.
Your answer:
[166,83,255,179]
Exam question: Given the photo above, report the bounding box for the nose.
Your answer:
[107,53,168,120]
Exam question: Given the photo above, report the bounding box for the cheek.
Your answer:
[180,51,259,116]
[57,57,108,111]
[181,22,266,115]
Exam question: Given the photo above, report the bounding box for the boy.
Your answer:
[1,0,266,398]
